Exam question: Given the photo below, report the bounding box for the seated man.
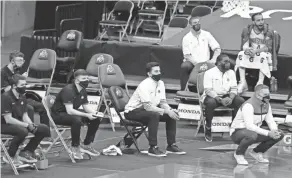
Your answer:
[1,51,50,128]
[203,54,245,142]
[1,74,50,165]
[231,84,284,165]
[125,62,186,157]
[181,16,221,90]
[235,13,274,93]
[51,69,101,159]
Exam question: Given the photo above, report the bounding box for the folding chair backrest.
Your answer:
[112,0,134,21]
[191,5,212,17]
[98,63,126,88]
[86,53,114,77]
[56,30,83,53]
[28,49,57,79]
[108,86,129,112]
[197,72,205,96]
[60,18,84,35]
[168,17,188,28]
[188,62,215,85]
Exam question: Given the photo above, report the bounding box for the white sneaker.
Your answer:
[237,81,248,94]
[71,146,84,160]
[249,151,269,163]
[234,152,248,165]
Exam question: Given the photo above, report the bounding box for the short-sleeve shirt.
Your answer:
[124,77,166,112]
[1,65,19,89]
[51,84,88,113]
[1,90,28,124]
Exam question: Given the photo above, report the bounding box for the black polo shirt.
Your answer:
[1,90,28,124]
[1,65,20,89]
[51,83,88,113]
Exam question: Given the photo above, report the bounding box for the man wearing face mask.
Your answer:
[203,54,245,142]
[51,69,101,159]
[1,51,51,132]
[230,84,284,165]
[1,74,50,165]
[125,62,186,157]
[180,16,221,90]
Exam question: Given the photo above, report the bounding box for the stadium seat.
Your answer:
[191,5,212,17]
[161,17,188,42]
[99,0,134,42]
[97,63,129,132]
[26,49,57,95]
[195,72,233,138]
[108,86,148,152]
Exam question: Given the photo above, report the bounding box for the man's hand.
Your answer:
[221,97,232,106]
[86,113,98,120]
[165,109,179,121]
[268,130,281,139]
[27,124,37,134]
[22,72,28,78]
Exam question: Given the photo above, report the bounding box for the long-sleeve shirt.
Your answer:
[202,67,238,102]
[230,103,278,136]
[124,77,171,115]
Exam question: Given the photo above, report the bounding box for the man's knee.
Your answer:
[71,115,83,126]
[181,61,193,71]
[204,97,218,109]
[35,124,50,137]
[233,96,245,106]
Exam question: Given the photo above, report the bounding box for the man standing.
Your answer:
[125,62,186,157]
[1,74,50,165]
[231,84,284,165]
[51,69,101,160]
[236,13,274,93]
[203,54,245,142]
[180,16,221,90]
[1,51,50,128]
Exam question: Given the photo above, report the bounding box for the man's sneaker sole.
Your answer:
[18,156,37,163]
[80,148,100,157]
[166,150,186,155]
[147,153,167,157]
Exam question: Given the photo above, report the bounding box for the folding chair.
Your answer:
[161,17,188,42]
[97,63,129,132]
[99,0,134,42]
[26,48,57,95]
[86,53,114,90]
[191,5,212,17]
[108,86,148,152]
[1,135,39,175]
[42,95,76,163]
[170,0,189,19]
[176,62,215,101]
[195,72,233,137]
[135,0,168,38]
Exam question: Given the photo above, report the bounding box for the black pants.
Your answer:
[204,95,245,128]
[1,124,50,157]
[231,129,284,155]
[52,112,100,147]
[27,99,50,127]
[180,61,194,90]
[125,108,176,147]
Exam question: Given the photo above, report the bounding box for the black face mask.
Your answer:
[262,95,270,103]
[79,80,89,89]
[220,62,230,71]
[192,24,201,32]
[151,74,161,82]
[13,64,21,72]
[16,87,26,94]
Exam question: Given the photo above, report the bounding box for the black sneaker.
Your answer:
[166,144,186,155]
[18,151,37,163]
[148,146,167,157]
[205,126,213,142]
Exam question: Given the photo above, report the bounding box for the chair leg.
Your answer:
[1,140,19,175]
[135,19,144,36]
[101,94,115,132]
[194,114,205,137]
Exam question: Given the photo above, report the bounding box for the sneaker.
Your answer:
[148,146,167,157]
[249,151,269,163]
[237,81,248,94]
[18,151,38,163]
[166,144,186,155]
[234,152,248,165]
[40,138,60,146]
[71,146,83,160]
[205,126,212,142]
[3,156,23,166]
[80,144,100,157]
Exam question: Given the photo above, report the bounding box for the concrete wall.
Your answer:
[2,1,36,37]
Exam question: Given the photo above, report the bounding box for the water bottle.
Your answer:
[270,77,275,92]
[274,78,278,92]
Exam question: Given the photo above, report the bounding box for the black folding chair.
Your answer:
[108,86,148,152]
